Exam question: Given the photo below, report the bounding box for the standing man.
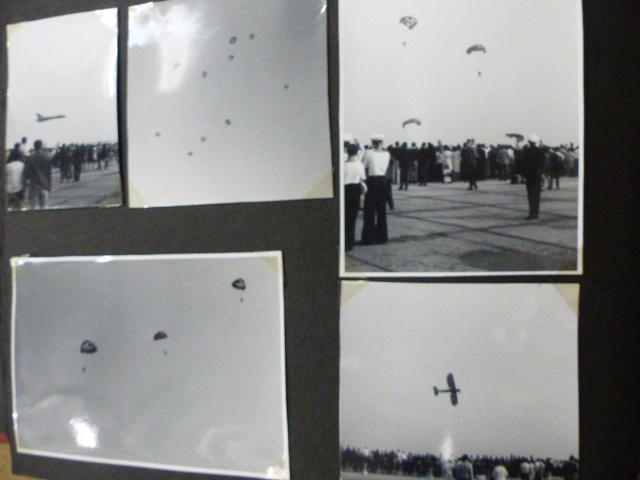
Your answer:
[361,134,391,245]
[24,139,53,209]
[453,455,474,480]
[522,133,546,220]
[491,463,509,480]
[6,144,26,210]
[344,143,367,251]
[397,142,410,190]
[462,139,479,190]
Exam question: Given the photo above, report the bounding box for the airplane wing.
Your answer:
[447,373,456,391]
[450,391,458,406]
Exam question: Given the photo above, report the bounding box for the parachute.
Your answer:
[467,44,487,77]
[80,340,97,354]
[506,133,524,142]
[402,118,421,128]
[466,44,486,54]
[399,16,417,30]
[232,278,246,290]
[153,331,168,341]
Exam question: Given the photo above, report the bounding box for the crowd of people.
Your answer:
[343,134,579,251]
[5,137,118,210]
[341,446,580,479]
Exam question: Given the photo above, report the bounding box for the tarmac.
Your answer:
[344,177,580,275]
[17,165,123,211]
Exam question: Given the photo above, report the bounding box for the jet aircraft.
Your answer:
[36,113,66,122]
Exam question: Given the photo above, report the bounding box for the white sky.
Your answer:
[340,282,579,460]
[127,0,332,207]
[6,10,119,147]
[12,253,288,478]
[340,0,583,147]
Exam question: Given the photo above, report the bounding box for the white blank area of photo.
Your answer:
[340,281,578,460]
[127,0,332,207]
[11,252,289,479]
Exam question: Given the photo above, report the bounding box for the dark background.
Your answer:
[0,1,638,480]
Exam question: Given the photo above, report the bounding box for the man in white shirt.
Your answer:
[491,463,508,480]
[6,149,26,210]
[361,134,391,245]
[344,143,367,251]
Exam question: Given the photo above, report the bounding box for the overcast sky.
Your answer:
[340,282,579,460]
[6,10,118,147]
[12,253,288,478]
[340,0,583,147]
[127,0,332,207]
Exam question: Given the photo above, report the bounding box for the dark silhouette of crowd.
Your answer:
[5,138,118,210]
[382,140,579,189]
[341,446,579,479]
[343,134,579,250]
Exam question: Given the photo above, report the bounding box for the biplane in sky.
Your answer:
[36,113,66,122]
[433,373,460,406]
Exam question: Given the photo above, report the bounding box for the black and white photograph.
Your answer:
[127,0,332,207]
[11,252,289,479]
[5,10,122,211]
[340,281,579,480]
[340,0,583,276]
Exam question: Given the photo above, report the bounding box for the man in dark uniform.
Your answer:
[417,142,429,186]
[361,135,391,245]
[522,133,546,220]
[24,139,53,209]
[397,142,410,190]
[461,139,479,190]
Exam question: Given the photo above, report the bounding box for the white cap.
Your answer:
[528,133,539,145]
[371,134,384,142]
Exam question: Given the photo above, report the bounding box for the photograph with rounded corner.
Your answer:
[11,252,289,479]
[340,0,583,276]
[127,0,332,207]
[340,281,579,480]
[5,10,122,211]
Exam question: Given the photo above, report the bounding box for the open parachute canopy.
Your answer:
[399,16,417,30]
[466,44,486,54]
[232,278,246,290]
[402,118,421,128]
[506,133,525,142]
[80,340,97,354]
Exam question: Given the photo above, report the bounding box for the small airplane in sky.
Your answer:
[433,373,460,406]
[36,113,66,122]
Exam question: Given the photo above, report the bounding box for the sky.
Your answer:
[340,282,579,460]
[340,0,583,147]
[127,0,332,207]
[12,253,288,479]
[6,10,119,147]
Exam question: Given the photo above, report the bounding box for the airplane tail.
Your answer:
[433,386,439,396]
[37,114,42,119]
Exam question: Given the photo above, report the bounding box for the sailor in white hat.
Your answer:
[361,134,391,244]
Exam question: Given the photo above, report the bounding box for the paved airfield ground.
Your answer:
[345,177,579,274]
